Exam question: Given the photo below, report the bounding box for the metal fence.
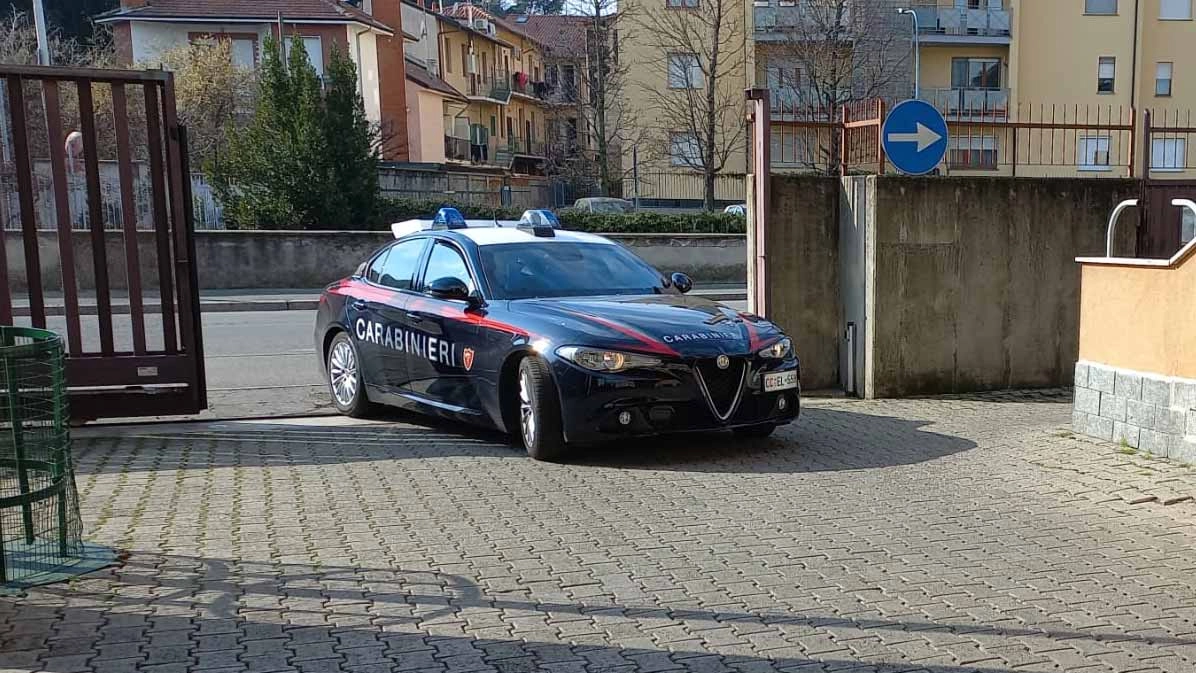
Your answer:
[0,161,222,231]
[621,172,747,208]
[765,96,1139,177]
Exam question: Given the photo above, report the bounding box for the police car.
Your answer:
[314,208,800,461]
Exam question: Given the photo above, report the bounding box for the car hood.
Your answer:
[508,294,785,358]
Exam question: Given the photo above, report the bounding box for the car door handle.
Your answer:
[350,299,367,310]
[408,313,425,323]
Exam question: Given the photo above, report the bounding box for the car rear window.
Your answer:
[479,242,668,300]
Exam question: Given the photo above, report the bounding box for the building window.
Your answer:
[1078,136,1112,171]
[670,132,701,167]
[1097,57,1116,93]
[1157,62,1174,96]
[1161,0,1192,19]
[1183,208,1195,243]
[666,0,699,7]
[667,53,703,89]
[445,41,453,73]
[1151,137,1186,170]
[230,38,256,69]
[1085,0,1117,14]
[951,58,1001,89]
[948,135,998,169]
[285,36,324,77]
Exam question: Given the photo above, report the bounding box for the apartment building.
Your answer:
[750,0,1196,177]
[437,3,552,174]
[618,0,752,206]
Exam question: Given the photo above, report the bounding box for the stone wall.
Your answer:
[5,231,747,292]
[1073,361,1196,462]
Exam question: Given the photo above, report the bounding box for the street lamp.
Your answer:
[897,8,919,100]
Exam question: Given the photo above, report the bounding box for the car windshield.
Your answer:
[479,242,668,300]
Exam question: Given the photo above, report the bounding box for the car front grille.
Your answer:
[694,358,747,422]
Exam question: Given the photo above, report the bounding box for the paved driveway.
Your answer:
[4,392,1196,673]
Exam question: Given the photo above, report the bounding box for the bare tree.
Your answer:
[539,4,643,200]
[760,0,909,171]
[635,0,746,211]
[151,39,256,167]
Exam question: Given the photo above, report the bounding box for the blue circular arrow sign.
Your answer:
[882,99,948,176]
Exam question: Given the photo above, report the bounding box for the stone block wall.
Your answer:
[1073,361,1196,462]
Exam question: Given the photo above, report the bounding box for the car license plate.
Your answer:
[764,370,798,392]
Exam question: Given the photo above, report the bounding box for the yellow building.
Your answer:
[750,0,1196,178]
[440,3,552,174]
[618,0,752,207]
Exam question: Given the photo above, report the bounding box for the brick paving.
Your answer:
[4,391,1196,673]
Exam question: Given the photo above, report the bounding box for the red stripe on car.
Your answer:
[561,310,678,357]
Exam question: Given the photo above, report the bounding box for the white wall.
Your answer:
[348,28,382,124]
[401,3,441,76]
[130,21,270,66]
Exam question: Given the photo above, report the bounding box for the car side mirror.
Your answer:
[670,272,693,294]
[427,276,471,302]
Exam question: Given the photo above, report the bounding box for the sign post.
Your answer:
[881,99,948,176]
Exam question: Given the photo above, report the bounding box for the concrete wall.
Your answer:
[1073,362,1196,462]
[5,231,746,292]
[863,176,1140,397]
[759,175,842,391]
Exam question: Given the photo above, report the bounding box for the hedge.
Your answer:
[372,198,745,234]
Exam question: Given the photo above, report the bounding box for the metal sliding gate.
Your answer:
[0,64,205,420]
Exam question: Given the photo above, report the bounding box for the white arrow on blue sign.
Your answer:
[882,99,949,176]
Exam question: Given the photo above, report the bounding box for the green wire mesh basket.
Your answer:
[0,326,87,589]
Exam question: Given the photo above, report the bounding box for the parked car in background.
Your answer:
[724,204,747,216]
[568,197,637,214]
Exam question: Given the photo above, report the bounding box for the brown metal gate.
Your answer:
[0,64,205,420]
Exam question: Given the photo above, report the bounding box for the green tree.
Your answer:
[211,34,379,229]
[321,46,379,228]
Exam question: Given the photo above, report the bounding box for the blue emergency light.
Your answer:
[432,207,468,229]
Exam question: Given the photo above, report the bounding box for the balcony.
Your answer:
[511,73,550,101]
[912,2,1012,44]
[505,135,546,158]
[920,87,1009,120]
[467,69,511,104]
[444,135,471,162]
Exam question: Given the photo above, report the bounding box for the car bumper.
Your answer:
[551,358,801,444]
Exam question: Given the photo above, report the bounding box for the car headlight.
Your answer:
[758,338,792,359]
[556,346,662,372]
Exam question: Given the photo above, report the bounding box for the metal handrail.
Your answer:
[1105,199,1138,257]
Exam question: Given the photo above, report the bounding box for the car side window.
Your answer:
[365,249,390,284]
[422,242,475,294]
[376,240,425,290]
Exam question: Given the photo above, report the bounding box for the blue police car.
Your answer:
[314,208,800,460]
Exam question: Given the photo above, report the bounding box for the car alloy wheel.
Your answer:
[329,340,359,407]
[519,369,537,447]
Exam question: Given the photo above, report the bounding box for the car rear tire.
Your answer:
[733,423,777,439]
[327,332,376,418]
[517,356,567,461]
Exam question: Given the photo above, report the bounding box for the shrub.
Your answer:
[371,198,746,234]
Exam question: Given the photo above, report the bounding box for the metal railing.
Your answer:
[912,1,1011,39]
[511,74,549,100]
[468,69,511,101]
[919,87,1010,119]
[505,135,546,157]
[445,135,471,162]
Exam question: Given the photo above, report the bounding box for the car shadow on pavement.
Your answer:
[72,406,976,475]
[4,553,1191,673]
[573,407,977,473]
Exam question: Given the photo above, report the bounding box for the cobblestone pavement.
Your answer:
[5,392,1196,673]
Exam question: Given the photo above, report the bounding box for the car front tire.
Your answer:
[517,356,567,461]
[327,332,376,418]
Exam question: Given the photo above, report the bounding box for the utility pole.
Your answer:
[32,0,51,65]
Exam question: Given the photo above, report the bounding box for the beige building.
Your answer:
[618,0,752,207]
[749,0,1196,177]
